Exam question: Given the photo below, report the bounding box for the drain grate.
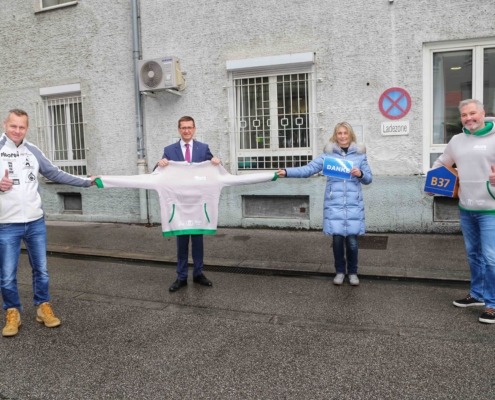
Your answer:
[358,235,388,250]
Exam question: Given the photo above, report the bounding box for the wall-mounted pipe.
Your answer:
[131,0,150,223]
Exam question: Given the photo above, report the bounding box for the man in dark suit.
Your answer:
[156,116,220,292]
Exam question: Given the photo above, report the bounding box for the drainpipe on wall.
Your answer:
[131,0,150,224]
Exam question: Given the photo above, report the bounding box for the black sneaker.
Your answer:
[479,308,495,324]
[453,294,485,308]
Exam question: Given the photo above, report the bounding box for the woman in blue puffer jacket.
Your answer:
[277,122,372,286]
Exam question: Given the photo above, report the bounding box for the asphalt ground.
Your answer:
[0,253,492,400]
[1,221,486,400]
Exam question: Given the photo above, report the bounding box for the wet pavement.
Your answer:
[0,222,488,400]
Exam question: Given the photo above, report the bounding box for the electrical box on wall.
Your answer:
[138,56,185,92]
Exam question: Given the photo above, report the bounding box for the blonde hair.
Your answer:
[330,122,356,144]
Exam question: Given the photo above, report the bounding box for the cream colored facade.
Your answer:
[0,0,494,232]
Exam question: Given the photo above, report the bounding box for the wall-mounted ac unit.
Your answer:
[138,56,185,92]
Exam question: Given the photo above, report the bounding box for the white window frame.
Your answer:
[35,84,88,176]
[226,52,317,173]
[34,0,78,13]
[422,37,495,173]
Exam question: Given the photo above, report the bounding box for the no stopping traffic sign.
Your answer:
[379,87,411,120]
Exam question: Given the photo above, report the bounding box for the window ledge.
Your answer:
[34,1,78,14]
[226,52,314,72]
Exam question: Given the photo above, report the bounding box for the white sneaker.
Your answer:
[333,273,345,285]
[349,274,360,286]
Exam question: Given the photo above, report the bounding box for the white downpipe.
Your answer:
[131,0,150,223]
[137,159,149,222]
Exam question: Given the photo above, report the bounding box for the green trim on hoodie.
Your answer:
[163,228,217,237]
[463,121,494,136]
[204,203,210,223]
[459,205,495,215]
[487,181,495,201]
[458,170,495,214]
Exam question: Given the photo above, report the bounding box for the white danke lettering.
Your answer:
[326,165,350,173]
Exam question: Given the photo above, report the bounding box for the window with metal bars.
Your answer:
[35,96,87,176]
[233,73,314,170]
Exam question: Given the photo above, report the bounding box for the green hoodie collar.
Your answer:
[463,121,494,136]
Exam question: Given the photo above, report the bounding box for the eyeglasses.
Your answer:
[179,126,195,131]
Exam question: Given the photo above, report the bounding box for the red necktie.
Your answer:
[185,143,191,163]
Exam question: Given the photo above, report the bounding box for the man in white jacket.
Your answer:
[0,109,94,337]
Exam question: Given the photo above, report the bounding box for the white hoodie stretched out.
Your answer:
[95,161,278,236]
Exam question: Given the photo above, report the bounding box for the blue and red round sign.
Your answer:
[379,87,411,120]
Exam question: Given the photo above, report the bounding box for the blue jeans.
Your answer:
[460,210,495,308]
[0,217,50,311]
[332,235,358,274]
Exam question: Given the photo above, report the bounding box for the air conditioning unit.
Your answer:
[138,56,185,92]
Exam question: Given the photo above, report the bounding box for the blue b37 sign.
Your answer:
[323,157,353,180]
[424,166,459,198]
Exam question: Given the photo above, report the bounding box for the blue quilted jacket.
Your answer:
[286,142,372,236]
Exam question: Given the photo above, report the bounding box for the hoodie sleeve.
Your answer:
[217,164,278,187]
[432,145,455,170]
[95,171,161,190]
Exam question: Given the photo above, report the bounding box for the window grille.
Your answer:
[231,73,315,171]
[35,96,88,176]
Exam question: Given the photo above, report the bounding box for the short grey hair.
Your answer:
[458,99,484,112]
[5,109,29,126]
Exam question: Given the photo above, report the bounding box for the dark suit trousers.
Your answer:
[176,234,204,280]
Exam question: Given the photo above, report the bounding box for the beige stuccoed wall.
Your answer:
[0,0,493,232]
